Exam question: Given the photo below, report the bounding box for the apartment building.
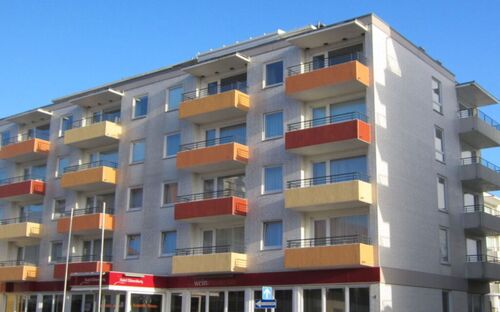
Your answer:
[0,13,498,312]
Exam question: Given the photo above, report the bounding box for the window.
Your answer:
[53,199,66,219]
[303,289,322,312]
[50,241,62,263]
[434,127,444,162]
[439,227,449,263]
[432,77,442,113]
[442,291,450,312]
[160,231,177,256]
[264,111,283,139]
[1,131,10,146]
[126,234,141,258]
[263,166,283,193]
[59,115,73,136]
[275,290,292,312]
[349,288,370,312]
[437,176,447,211]
[129,187,143,210]
[167,86,183,111]
[170,294,182,312]
[133,95,148,118]
[162,183,177,206]
[56,157,69,178]
[130,139,145,163]
[164,133,180,157]
[263,221,282,249]
[264,61,284,87]
[326,288,345,312]
[130,294,162,312]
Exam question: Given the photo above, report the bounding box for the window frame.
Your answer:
[55,156,69,178]
[161,182,178,207]
[434,126,445,163]
[165,85,183,112]
[432,77,443,114]
[125,233,141,259]
[163,132,181,158]
[129,139,146,164]
[128,186,144,211]
[263,111,284,141]
[52,198,66,220]
[59,114,73,137]
[262,220,283,250]
[437,175,448,212]
[132,95,148,119]
[263,60,284,88]
[262,165,283,194]
[159,230,177,257]
[439,227,450,264]
[49,241,63,264]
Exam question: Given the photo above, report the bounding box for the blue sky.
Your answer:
[0,0,499,162]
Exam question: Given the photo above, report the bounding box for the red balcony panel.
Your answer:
[175,197,247,222]
[285,120,371,155]
[53,261,112,279]
[0,180,46,201]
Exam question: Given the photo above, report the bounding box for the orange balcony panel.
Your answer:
[57,213,114,234]
[0,139,50,162]
[175,197,247,223]
[53,261,112,279]
[285,120,371,155]
[0,180,45,202]
[286,61,369,101]
[60,167,117,191]
[176,143,249,173]
[0,265,38,282]
[179,90,250,124]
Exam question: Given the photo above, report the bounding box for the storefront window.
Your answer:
[190,293,206,312]
[327,288,345,312]
[303,289,322,312]
[131,294,162,312]
[170,293,182,312]
[350,288,369,312]
[228,291,244,312]
[275,290,292,312]
[102,294,125,312]
[208,292,224,312]
[42,295,53,312]
[71,295,83,312]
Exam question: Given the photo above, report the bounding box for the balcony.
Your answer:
[176,137,249,173]
[284,173,372,211]
[463,205,500,236]
[0,175,45,202]
[285,112,371,155]
[175,189,247,223]
[53,255,112,279]
[458,109,500,149]
[172,245,247,275]
[0,217,42,244]
[0,132,50,163]
[64,115,122,149]
[460,157,500,192]
[179,85,250,124]
[284,235,375,270]
[57,207,115,234]
[466,255,500,281]
[285,53,369,102]
[0,260,38,282]
[60,161,118,191]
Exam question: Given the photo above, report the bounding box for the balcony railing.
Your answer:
[458,108,500,130]
[175,244,245,256]
[461,157,500,172]
[55,254,112,263]
[287,172,369,189]
[71,114,121,129]
[0,216,42,225]
[287,112,368,132]
[466,254,500,263]
[464,205,500,217]
[180,135,246,152]
[287,234,371,248]
[182,82,248,101]
[60,206,115,218]
[177,188,245,203]
[1,130,50,147]
[287,52,366,76]
[0,174,45,186]
[0,260,37,267]
[63,160,118,173]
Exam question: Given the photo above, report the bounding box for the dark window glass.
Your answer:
[71,295,83,312]
[190,294,206,312]
[349,288,369,312]
[170,293,182,312]
[275,290,292,312]
[220,123,246,145]
[303,289,322,312]
[221,73,247,93]
[265,61,284,86]
[312,55,325,70]
[131,294,162,312]
[207,81,218,95]
[208,292,224,312]
[228,291,244,312]
[42,295,53,312]
[27,296,37,312]
[442,291,449,312]
[327,288,345,312]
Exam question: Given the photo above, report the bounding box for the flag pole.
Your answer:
[97,202,106,312]
[61,206,74,312]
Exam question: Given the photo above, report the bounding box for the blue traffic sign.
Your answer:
[262,286,273,300]
[255,299,277,309]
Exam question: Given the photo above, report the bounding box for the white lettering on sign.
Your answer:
[115,277,144,285]
[194,280,208,287]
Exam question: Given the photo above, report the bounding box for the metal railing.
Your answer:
[175,244,245,256]
[0,260,37,267]
[287,172,369,189]
[464,205,500,217]
[0,216,42,225]
[63,160,118,173]
[179,135,246,152]
[1,130,50,147]
[55,254,112,263]
[287,112,368,132]
[287,234,371,248]
[458,108,500,130]
[71,114,121,129]
[466,254,500,263]
[0,174,45,186]
[177,188,245,203]
[287,52,366,76]
[61,206,115,217]
[461,157,500,172]
[182,82,248,101]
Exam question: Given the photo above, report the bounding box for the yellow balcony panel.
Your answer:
[61,166,117,191]
[0,221,42,245]
[64,121,122,149]
[0,264,38,282]
[284,243,375,270]
[179,90,250,124]
[172,252,247,275]
[284,180,372,211]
